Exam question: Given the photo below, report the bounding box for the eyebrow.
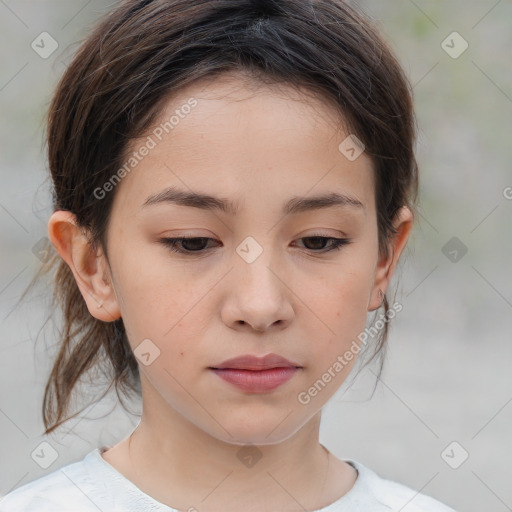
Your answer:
[141,186,365,216]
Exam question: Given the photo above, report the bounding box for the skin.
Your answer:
[48,71,413,512]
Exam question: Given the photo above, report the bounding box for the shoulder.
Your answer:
[348,460,457,512]
[0,450,113,512]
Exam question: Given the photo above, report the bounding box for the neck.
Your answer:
[103,374,356,512]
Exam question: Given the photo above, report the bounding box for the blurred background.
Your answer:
[0,1,511,511]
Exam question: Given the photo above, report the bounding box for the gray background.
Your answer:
[0,1,511,511]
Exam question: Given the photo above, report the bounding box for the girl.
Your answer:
[1,0,456,510]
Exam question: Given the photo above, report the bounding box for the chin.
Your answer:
[202,409,310,447]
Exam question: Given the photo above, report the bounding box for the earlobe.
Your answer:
[47,210,121,322]
[368,206,414,312]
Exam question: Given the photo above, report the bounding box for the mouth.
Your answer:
[209,353,302,393]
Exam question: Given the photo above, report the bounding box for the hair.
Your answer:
[27,0,418,435]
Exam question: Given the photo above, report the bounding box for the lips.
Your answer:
[210,353,301,371]
[209,353,302,393]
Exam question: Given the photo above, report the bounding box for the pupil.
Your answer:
[307,237,325,249]
[183,238,208,251]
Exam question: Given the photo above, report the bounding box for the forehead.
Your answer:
[110,72,375,218]
[157,71,348,142]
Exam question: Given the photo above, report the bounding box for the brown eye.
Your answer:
[159,236,351,256]
[295,236,351,253]
[159,237,219,254]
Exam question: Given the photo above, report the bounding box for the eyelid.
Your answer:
[158,234,352,256]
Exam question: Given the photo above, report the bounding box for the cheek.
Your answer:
[299,258,375,363]
[304,257,374,318]
[109,245,206,348]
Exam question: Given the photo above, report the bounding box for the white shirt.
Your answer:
[0,447,456,511]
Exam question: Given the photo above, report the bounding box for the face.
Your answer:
[64,72,409,445]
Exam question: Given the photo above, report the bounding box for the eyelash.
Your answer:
[159,236,351,255]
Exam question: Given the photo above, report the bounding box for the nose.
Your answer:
[220,247,295,333]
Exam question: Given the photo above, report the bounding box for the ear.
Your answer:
[47,210,121,322]
[368,206,414,311]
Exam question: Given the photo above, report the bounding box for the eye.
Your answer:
[159,237,219,254]
[159,236,351,255]
[294,236,352,253]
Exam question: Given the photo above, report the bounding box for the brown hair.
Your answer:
[30,0,418,434]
